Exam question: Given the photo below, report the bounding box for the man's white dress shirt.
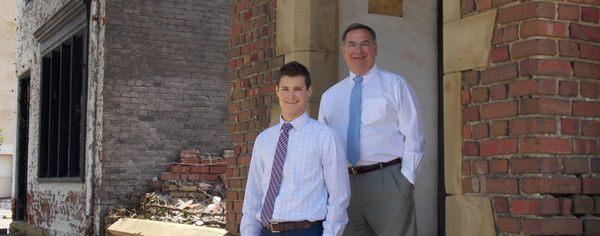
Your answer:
[241,112,350,236]
[318,65,426,184]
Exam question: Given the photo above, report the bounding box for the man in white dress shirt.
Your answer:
[241,61,350,236]
[319,23,425,236]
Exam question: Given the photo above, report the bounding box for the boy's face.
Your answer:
[276,75,312,121]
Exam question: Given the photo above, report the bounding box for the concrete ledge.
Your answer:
[10,221,44,236]
[107,218,227,236]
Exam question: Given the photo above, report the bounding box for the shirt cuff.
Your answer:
[240,214,263,236]
[322,221,345,236]
[401,150,424,185]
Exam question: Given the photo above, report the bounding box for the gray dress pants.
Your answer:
[342,163,416,236]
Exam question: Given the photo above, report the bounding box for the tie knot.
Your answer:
[354,76,363,84]
[281,123,293,133]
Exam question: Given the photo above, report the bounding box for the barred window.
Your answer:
[38,27,87,179]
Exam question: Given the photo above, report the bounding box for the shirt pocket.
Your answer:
[362,98,388,125]
[288,152,322,183]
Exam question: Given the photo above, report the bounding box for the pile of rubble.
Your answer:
[107,148,233,228]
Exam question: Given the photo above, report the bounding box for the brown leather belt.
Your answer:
[348,158,402,175]
[265,220,323,233]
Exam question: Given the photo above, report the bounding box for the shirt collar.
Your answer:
[349,64,379,84]
[278,112,310,132]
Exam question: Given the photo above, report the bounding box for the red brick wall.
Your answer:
[226,0,282,234]
[461,0,599,235]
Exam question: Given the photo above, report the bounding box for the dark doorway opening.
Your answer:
[15,75,30,221]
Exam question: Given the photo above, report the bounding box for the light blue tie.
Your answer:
[347,76,363,165]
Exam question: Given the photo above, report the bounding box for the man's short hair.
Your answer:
[342,23,377,43]
[278,61,311,88]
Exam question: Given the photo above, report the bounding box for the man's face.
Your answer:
[276,75,312,120]
[342,29,377,75]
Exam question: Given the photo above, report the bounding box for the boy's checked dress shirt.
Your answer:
[241,112,350,236]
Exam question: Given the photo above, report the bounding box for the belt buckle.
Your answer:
[351,167,358,175]
[270,222,280,233]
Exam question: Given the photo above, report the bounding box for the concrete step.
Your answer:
[107,218,227,236]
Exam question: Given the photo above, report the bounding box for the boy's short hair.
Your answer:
[278,61,311,88]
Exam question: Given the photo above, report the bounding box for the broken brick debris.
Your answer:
[106,148,231,229]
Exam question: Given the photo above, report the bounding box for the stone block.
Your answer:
[444,73,462,194]
[368,0,403,17]
[276,0,338,55]
[443,10,497,73]
[446,195,495,236]
[444,0,461,22]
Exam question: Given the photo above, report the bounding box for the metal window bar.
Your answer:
[48,50,61,177]
[58,41,71,177]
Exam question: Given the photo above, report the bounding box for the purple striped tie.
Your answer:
[260,122,293,226]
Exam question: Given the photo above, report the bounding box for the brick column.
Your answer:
[460,0,599,235]
[226,0,283,234]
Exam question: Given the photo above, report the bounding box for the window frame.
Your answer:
[35,0,88,182]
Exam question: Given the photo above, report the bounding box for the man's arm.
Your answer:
[396,80,426,185]
[321,129,350,236]
[240,138,265,236]
[318,92,329,124]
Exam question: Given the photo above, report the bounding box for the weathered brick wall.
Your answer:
[98,0,231,230]
[15,0,88,234]
[460,0,599,234]
[225,0,282,234]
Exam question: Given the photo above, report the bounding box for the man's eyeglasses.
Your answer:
[344,41,374,50]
